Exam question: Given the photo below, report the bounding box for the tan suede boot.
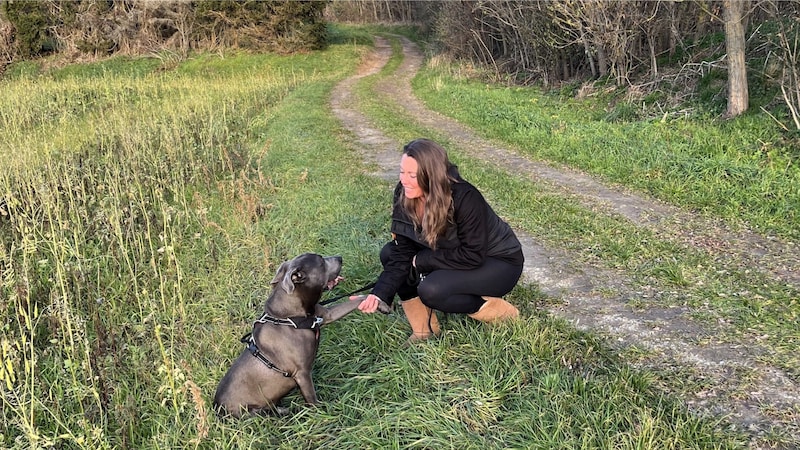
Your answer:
[468,296,519,323]
[400,297,440,342]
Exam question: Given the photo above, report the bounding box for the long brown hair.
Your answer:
[400,139,459,249]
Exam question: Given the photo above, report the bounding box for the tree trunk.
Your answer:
[596,43,608,77]
[649,37,658,81]
[723,0,749,117]
[581,31,596,78]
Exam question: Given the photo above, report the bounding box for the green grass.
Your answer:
[0,25,777,449]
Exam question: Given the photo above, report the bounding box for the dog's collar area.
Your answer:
[240,333,292,378]
[254,312,324,330]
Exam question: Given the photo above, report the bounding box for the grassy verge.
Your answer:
[0,26,755,448]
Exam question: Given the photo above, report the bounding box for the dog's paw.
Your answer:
[349,295,391,314]
[375,299,392,315]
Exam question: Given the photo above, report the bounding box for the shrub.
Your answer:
[1,1,52,58]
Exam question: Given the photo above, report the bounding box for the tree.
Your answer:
[723,0,749,117]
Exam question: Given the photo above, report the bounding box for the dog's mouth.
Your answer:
[326,275,344,291]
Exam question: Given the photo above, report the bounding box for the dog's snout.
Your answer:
[325,255,343,267]
[324,255,343,277]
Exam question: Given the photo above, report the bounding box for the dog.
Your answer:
[213,253,390,417]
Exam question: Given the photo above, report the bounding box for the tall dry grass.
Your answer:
[0,52,331,447]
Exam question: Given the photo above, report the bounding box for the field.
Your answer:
[2,25,797,449]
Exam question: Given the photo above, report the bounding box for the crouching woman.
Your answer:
[356,138,524,342]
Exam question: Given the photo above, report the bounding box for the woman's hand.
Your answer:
[353,293,382,313]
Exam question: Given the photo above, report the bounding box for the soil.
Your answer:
[330,36,800,448]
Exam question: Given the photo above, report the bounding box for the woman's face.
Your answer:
[399,154,424,199]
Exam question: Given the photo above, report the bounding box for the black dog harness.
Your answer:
[240,312,325,377]
[240,332,292,378]
[254,312,325,331]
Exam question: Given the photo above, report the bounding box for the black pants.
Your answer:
[381,242,524,314]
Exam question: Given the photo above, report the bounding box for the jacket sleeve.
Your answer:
[370,184,419,304]
[413,186,488,272]
[370,232,418,303]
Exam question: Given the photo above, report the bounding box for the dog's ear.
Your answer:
[271,261,294,293]
[280,270,297,293]
[275,268,305,293]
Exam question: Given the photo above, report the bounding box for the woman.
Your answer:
[357,138,524,342]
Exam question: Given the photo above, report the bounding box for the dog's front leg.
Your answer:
[318,297,391,324]
[317,299,361,324]
[294,370,319,405]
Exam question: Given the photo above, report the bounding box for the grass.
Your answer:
[0,24,787,448]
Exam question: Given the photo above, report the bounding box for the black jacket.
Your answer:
[371,179,523,303]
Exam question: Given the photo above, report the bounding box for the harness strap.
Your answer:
[255,312,324,329]
[242,312,325,375]
[240,332,291,378]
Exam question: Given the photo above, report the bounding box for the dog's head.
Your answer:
[270,253,342,311]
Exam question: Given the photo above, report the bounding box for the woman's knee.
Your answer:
[420,287,482,314]
[417,281,446,308]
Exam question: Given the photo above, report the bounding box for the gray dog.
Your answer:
[213,253,389,417]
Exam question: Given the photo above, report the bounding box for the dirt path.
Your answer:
[330,36,800,448]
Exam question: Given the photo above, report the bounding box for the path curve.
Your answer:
[330,35,800,448]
